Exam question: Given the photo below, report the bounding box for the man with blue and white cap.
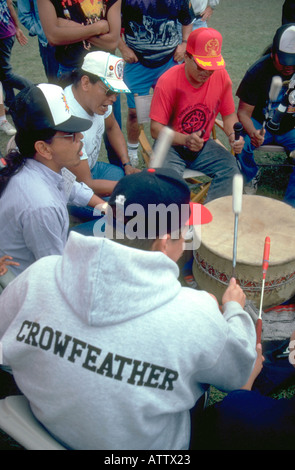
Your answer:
[64,51,140,222]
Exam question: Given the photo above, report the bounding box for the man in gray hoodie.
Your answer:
[0,167,257,450]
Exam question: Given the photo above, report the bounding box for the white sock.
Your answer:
[127,142,139,166]
[0,115,6,123]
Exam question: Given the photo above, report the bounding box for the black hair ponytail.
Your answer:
[0,148,25,196]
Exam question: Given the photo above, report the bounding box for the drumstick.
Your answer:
[256,236,271,344]
[149,126,174,168]
[232,174,243,278]
[260,76,283,135]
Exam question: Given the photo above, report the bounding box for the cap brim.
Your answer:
[276,50,295,66]
[194,55,226,70]
[186,202,213,226]
[52,115,92,133]
[101,77,131,94]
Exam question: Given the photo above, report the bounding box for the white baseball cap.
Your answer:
[81,51,131,93]
[12,83,92,133]
[273,24,295,65]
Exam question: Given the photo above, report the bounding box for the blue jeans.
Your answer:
[162,138,240,202]
[237,117,295,206]
[0,35,32,109]
[68,161,124,222]
[39,41,59,83]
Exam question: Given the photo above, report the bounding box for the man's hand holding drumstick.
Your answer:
[209,278,246,312]
[222,277,246,309]
[184,131,204,152]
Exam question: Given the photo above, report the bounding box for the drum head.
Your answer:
[198,195,295,265]
[193,195,295,308]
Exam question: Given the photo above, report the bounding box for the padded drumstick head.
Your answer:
[269,76,283,102]
[232,174,243,214]
[149,126,174,168]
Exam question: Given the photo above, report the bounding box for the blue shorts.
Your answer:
[123,56,177,109]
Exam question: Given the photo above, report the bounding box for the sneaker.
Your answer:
[129,154,139,167]
[127,142,139,168]
[244,170,261,195]
[0,119,16,136]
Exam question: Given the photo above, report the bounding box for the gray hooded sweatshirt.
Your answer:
[0,232,256,450]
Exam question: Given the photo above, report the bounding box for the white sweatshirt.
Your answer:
[0,232,256,450]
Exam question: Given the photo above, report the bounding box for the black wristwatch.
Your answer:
[123,161,132,168]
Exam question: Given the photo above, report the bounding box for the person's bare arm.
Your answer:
[173,23,192,63]
[88,193,106,208]
[6,0,28,46]
[237,100,265,147]
[242,344,265,390]
[118,36,138,63]
[37,0,109,46]
[151,119,204,151]
[87,0,122,51]
[71,159,117,198]
[105,113,140,174]
[200,6,214,21]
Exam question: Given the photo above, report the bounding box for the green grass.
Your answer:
[1,0,295,450]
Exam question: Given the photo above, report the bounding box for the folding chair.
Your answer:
[134,93,211,203]
[255,143,291,163]
[0,395,66,450]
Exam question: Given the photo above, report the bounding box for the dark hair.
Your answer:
[58,68,101,89]
[0,127,56,197]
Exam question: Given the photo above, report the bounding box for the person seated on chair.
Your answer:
[149,27,244,203]
[236,24,295,203]
[0,83,104,276]
[0,168,257,451]
[63,51,140,222]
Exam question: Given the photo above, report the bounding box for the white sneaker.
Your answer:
[244,170,261,195]
[0,119,16,136]
[129,154,139,167]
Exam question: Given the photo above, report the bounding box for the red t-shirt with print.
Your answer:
[150,63,235,142]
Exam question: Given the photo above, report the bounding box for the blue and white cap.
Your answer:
[81,51,131,93]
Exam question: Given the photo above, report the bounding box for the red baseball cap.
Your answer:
[186,27,225,71]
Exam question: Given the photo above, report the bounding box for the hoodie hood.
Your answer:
[55,232,181,327]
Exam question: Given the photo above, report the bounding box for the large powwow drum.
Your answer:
[192,195,295,309]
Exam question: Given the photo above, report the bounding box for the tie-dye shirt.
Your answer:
[50,0,118,68]
[0,0,16,39]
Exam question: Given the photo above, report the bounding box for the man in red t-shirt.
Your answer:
[150,27,244,202]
